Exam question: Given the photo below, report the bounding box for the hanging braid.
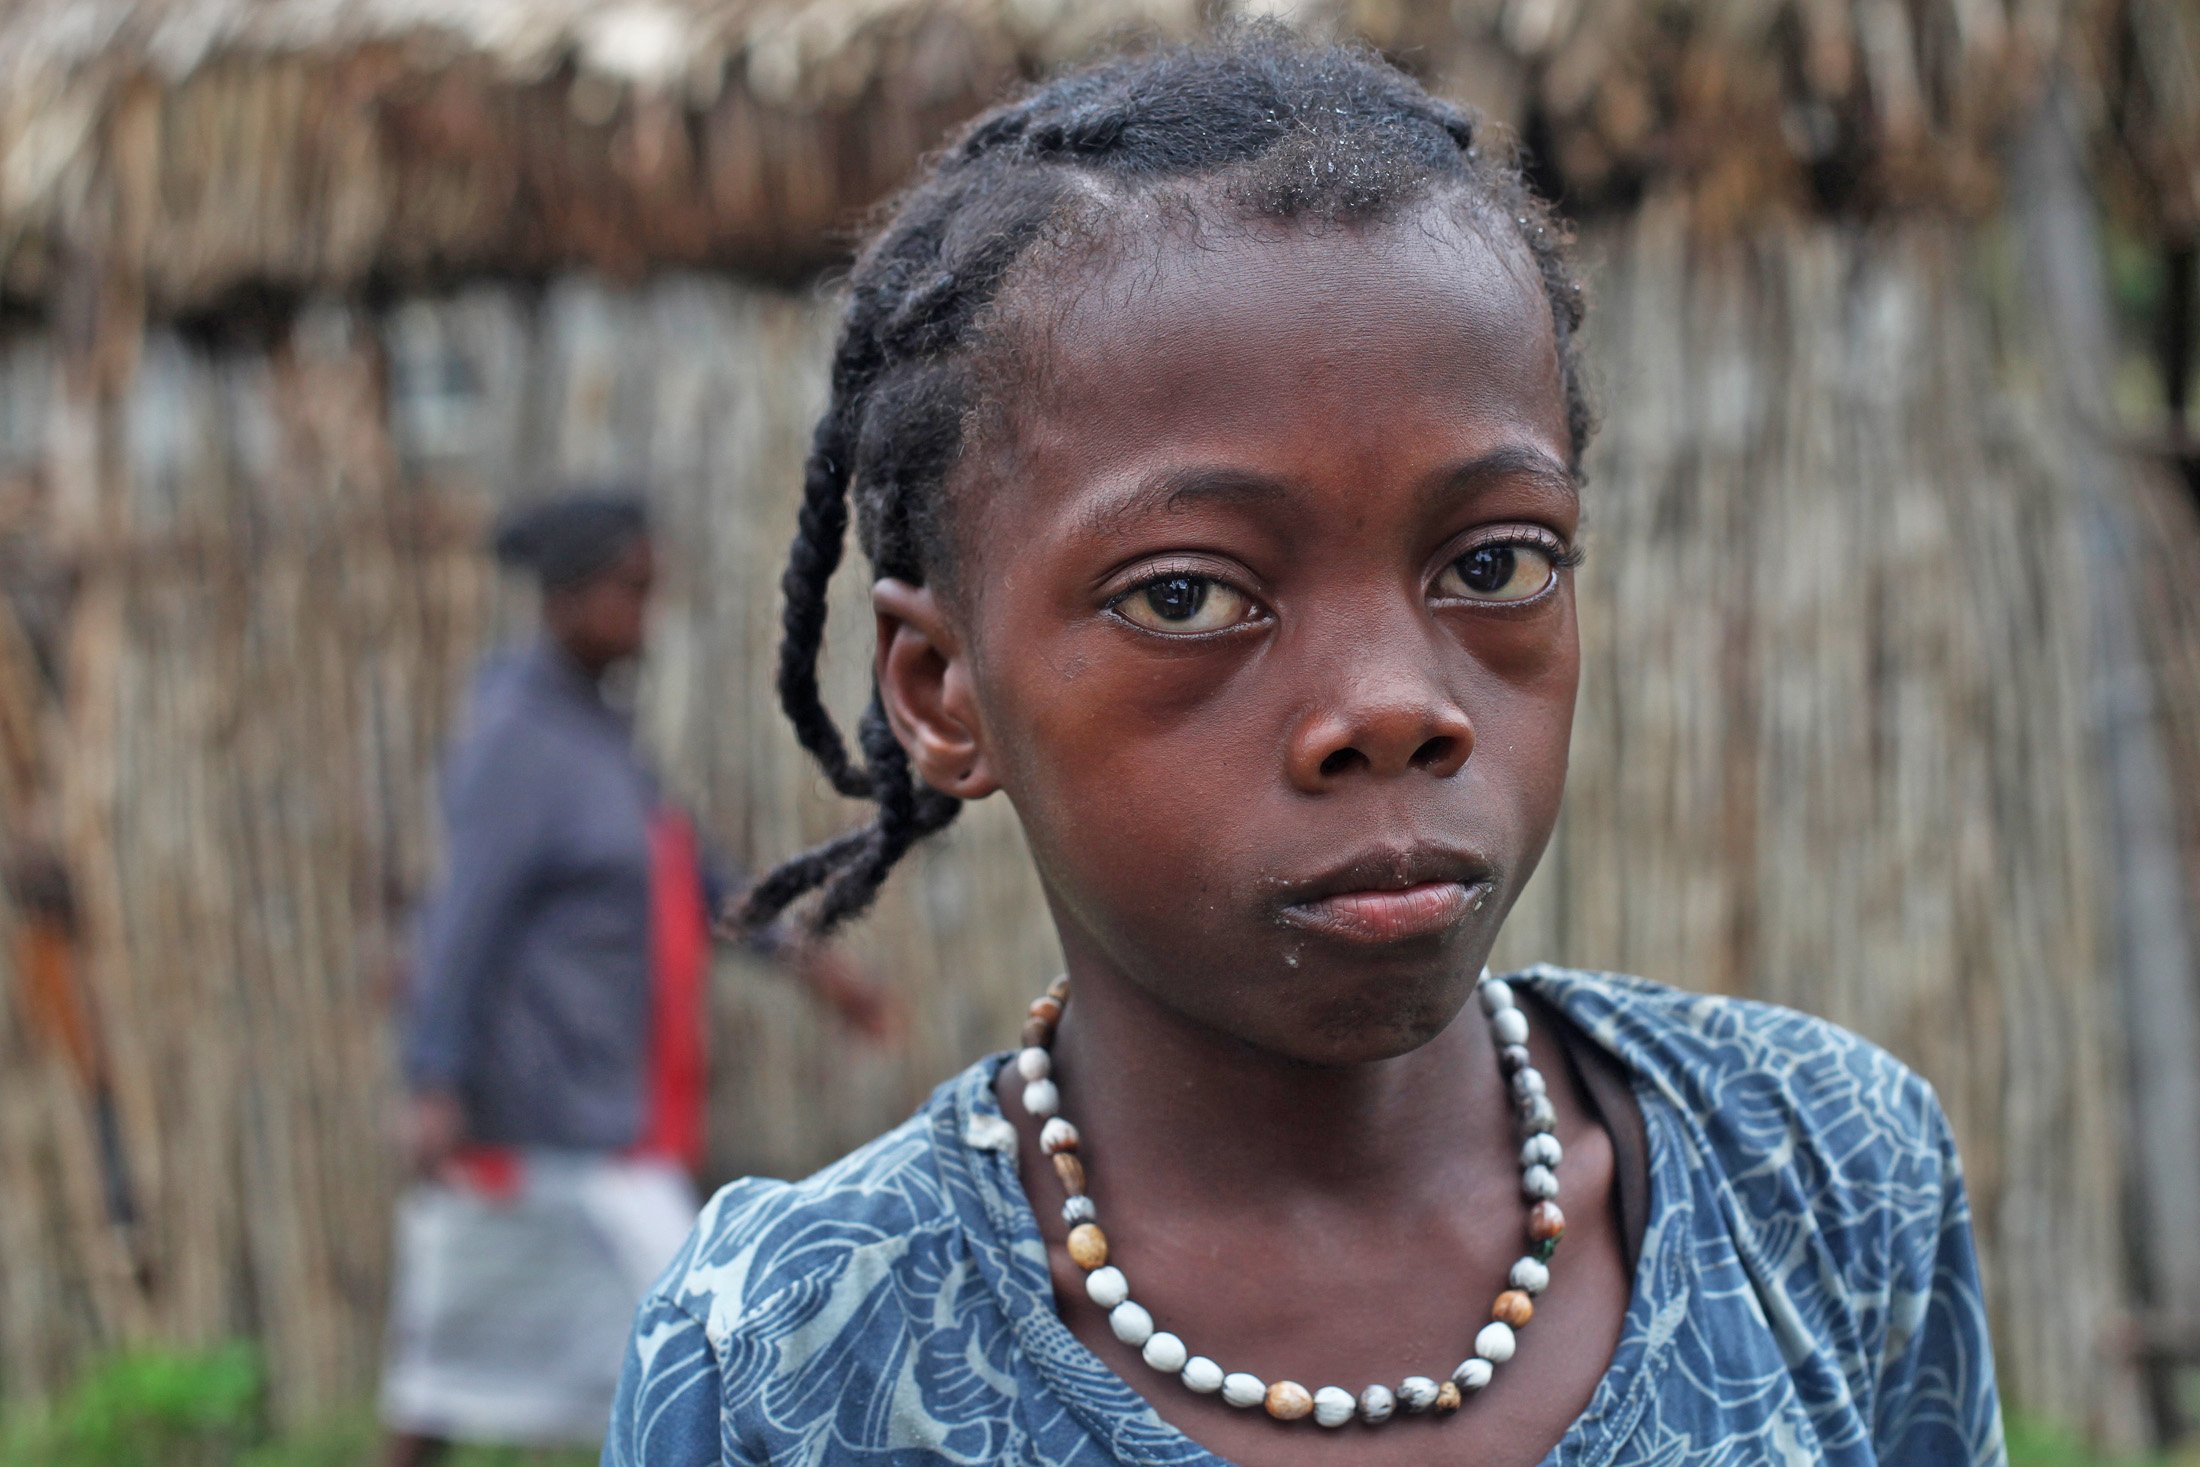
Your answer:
[738,27,1594,937]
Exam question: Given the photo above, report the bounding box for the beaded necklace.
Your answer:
[1013,969,1565,1428]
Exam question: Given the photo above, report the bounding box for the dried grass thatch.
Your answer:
[0,0,1199,316]
[0,0,2196,319]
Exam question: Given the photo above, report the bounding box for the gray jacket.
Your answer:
[401,640,733,1151]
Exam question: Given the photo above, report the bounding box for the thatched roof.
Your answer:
[0,0,2190,318]
[0,0,1167,316]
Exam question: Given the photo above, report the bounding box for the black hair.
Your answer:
[738,28,1592,938]
[492,489,651,592]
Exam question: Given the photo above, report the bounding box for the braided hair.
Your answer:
[738,29,1593,938]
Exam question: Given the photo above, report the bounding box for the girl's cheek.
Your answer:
[1451,601,1579,686]
[1037,627,1264,732]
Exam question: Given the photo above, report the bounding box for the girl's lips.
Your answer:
[1279,879,1486,944]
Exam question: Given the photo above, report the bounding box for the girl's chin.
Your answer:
[1218,962,1477,1068]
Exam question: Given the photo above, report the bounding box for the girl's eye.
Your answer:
[1113,573,1257,635]
[1436,542,1561,603]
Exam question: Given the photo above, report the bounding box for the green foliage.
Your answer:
[0,1347,598,1467]
[2005,1412,2200,1467]
[1,1344,261,1467]
[2105,225,2169,323]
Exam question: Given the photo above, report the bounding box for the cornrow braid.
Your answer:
[739,26,1595,937]
[775,411,871,798]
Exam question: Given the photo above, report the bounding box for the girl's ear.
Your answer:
[873,579,999,801]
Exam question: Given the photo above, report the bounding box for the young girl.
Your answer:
[605,34,2004,1467]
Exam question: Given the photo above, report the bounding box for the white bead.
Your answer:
[1358,1384,1396,1423]
[1510,1256,1551,1294]
[1221,1373,1267,1408]
[1109,1300,1154,1347]
[1062,1195,1097,1226]
[1521,1095,1557,1133]
[1522,1164,1559,1199]
[1015,1046,1051,1082]
[1141,1331,1188,1373]
[1021,1078,1060,1118]
[1312,1386,1356,1427]
[1398,1376,1439,1412]
[1181,1356,1224,1394]
[1040,1117,1079,1153]
[1085,1265,1128,1309]
[1521,1133,1561,1168]
[1475,1321,1517,1363]
[1479,978,1515,1013]
[1453,1357,1494,1393]
[1511,1066,1547,1099]
[1492,1008,1529,1046]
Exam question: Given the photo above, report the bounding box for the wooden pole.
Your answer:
[2011,78,2200,1445]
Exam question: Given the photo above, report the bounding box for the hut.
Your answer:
[0,0,2195,1450]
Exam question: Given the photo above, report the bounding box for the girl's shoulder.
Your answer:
[1511,967,2002,1461]
[1515,963,1960,1190]
[610,1067,1012,1467]
[640,1067,979,1342]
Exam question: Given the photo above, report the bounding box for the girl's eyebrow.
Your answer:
[1078,446,1578,539]
[1078,466,1293,537]
[1432,445,1582,509]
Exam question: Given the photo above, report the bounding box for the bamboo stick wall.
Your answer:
[0,214,2194,1445]
[1495,208,2167,1443]
[0,277,1071,1422]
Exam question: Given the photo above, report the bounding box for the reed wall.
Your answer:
[0,209,2194,1444]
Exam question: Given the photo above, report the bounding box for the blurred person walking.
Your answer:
[379,489,888,1467]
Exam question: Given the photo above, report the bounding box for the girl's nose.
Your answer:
[1285,673,1475,791]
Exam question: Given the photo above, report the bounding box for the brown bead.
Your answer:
[1065,1223,1108,1269]
[1492,1289,1535,1328]
[1046,974,1071,1003]
[1029,996,1064,1026]
[1264,1381,1313,1420]
[1435,1380,1463,1414]
[1020,1017,1052,1049]
[1499,1044,1533,1075]
[1528,1200,1566,1243]
[1052,1152,1086,1195]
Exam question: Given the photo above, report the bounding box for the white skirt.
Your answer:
[378,1152,698,1446]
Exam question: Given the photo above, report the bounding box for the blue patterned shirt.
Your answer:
[605,966,2005,1465]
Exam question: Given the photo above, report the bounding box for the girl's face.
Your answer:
[878,202,1579,1066]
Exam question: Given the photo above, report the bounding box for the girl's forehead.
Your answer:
[992,202,1568,477]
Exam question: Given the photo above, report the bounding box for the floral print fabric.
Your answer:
[604,966,2005,1466]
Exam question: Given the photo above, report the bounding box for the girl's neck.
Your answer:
[1045,951,1514,1213]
